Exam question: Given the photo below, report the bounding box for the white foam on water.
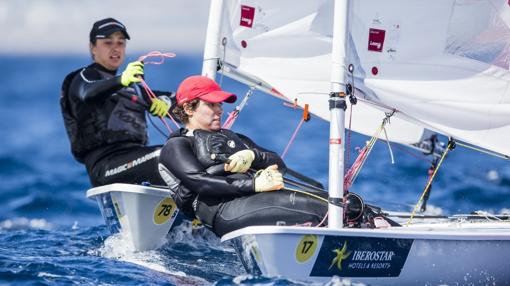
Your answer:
[165,220,231,252]
[421,204,444,216]
[94,232,185,277]
[0,217,53,230]
[231,274,367,286]
[324,276,367,286]
[91,232,211,285]
[37,272,61,278]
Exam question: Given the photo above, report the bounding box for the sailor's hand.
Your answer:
[225,149,255,173]
[254,164,284,192]
[149,96,171,117]
[121,61,144,87]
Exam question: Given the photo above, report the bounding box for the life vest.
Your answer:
[193,129,249,173]
[160,128,252,219]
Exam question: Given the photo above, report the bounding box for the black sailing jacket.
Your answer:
[159,128,286,218]
[60,63,171,168]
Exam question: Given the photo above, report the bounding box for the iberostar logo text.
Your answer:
[310,236,412,277]
[329,241,351,270]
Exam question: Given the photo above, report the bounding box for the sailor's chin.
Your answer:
[210,122,221,130]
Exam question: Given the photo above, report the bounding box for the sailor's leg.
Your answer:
[89,145,165,186]
[212,190,328,237]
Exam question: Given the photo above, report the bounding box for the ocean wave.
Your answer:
[93,232,210,285]
[0,217,53,230]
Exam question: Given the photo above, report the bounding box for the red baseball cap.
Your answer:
[176,75,237,105]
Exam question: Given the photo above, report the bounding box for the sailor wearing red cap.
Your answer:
[158,75,327,237]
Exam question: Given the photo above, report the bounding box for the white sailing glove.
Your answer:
[254,164,284,192]
[224,149,255,173]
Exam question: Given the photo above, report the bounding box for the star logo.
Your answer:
[329,241,351,271]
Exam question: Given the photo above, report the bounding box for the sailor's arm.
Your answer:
[160,137,254,198]
[237,133,287,173]
[75,61,145,102]
[74,67,124,102]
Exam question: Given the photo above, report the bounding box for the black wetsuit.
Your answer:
[159,128,327,237]
[60,63,173,186]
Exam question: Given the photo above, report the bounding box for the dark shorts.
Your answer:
[89,145,165,187]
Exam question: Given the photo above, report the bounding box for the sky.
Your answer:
[1,0,211,55]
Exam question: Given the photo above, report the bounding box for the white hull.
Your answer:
[222,224,510,285]
[86,183,180,251]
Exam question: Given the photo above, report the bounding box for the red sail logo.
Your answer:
[240,5,255,28]
[368,28,385,52]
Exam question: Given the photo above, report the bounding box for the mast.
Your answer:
[328,0,349,229]
[202,0,225,80]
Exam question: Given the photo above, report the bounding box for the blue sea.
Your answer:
[1,54,509,285]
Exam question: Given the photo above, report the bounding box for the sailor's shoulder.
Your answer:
[168,128,189,139]
[166,131,193,146]
[79,65,102,81]
[161,135,194,161]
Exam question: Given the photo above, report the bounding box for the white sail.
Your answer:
[218,0,430,147]
[218,0,510,156]
[350,0,510,156]
[201,1,510,284]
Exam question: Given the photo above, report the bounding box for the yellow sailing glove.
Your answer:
[121,61,144,87]
[225,150,255,173]
[149,97,171,117]
[254,164,284,192]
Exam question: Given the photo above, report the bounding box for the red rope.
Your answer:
[345,103,354,172]
[134,51,181,132]
[222,110,239,130]
[138,51,176,64]
[281,118,305,159]
[281,104,309,159]
[343,146,369,190]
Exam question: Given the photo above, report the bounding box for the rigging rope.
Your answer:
[343,113,393,190]
[136,51,181,135]
[219,37,228,87]
[281,118,304,159]
[284,186,328,227]
[222,87,254,129]
[345,99,355,170]
[381,118,395,164]
[346,64,357,169]
[281,104,310,159]
[406,139,455,225]
[455,142,510,161]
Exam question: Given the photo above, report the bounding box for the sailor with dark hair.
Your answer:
[158,75,327,237]
[60,17,174,187]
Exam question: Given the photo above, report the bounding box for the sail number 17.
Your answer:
[295,234,318,263]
